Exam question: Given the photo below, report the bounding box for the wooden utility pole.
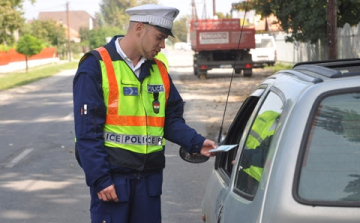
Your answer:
[201,1,207,19]
[327,0,337,60]
[66,1,72,61]
[191,0,198,21]
[213,0,216,17]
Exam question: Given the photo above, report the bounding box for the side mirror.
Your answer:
[179,146,209,163]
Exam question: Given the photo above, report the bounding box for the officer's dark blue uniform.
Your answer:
[73,5,209,221]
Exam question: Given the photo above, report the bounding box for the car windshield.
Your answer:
[298,91,360,204]
[255,39,273,48]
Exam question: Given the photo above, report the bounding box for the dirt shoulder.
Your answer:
[165,49,273,141]
[171,66,273,141]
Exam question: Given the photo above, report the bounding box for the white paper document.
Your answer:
[209,144,238,153]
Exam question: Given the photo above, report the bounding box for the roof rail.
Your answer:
[293,58,360,78]
[293,58,360,68]
[294,58,360,67]
[293,64,342,78]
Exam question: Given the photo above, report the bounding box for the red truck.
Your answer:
[190,19,261,78]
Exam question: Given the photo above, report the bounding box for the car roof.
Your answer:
[262,58,360,113]
[265,59,360,91]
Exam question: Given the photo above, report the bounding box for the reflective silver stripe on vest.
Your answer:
[104,132,163,145]
[249,130,263,143]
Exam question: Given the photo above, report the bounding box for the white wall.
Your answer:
[0,58,60,73]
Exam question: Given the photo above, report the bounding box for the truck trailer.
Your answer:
[190,19,262,78]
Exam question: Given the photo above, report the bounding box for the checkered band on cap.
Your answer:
[129,15,173,30]
[125,4,179,31]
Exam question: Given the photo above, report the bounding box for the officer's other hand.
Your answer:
[200,139,218,157]
[97,184,119,202]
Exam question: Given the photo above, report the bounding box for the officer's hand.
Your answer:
[200,139,218,157]
[97,184,119,202]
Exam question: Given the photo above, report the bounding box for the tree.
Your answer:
[20,19,67,58]
[216,12,231,19]
[79,27,91,52]
[88,26,124,49]
[16,34,44,73]
[95,12,106,28]
[100,0,158,29]
[171,16,188,43]
[0,0,34,45]
[234,0,360,44]
[29,20,66,46]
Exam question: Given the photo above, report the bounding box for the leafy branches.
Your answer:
[100,0,158,29]
[0,0,25,45]
[234,0,360,44]
[16,34,44,72]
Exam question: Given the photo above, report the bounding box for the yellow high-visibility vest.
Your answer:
[243,111,280,182]
[96,47,170,154]
[155,52,169,72]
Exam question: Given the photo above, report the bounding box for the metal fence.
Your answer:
[273,22,360,64]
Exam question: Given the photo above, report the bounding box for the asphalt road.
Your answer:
[0,49,215,223]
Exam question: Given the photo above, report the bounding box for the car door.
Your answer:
[202,85,268,223]
[218,88,285,223]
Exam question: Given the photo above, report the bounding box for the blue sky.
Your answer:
[23,0,237,20]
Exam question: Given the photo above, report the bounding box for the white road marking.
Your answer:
[63,112,74,121]
[6,148,34,168]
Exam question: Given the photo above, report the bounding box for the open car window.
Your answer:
[216,88,265,180]
[234,91,284,199]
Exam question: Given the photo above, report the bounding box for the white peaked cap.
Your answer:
[125,4,180,37]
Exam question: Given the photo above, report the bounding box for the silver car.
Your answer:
[200,59,360,223]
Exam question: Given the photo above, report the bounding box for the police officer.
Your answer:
[243,110,280,182]
[73,4,217,223]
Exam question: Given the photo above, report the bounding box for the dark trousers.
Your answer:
[90,171,163,223]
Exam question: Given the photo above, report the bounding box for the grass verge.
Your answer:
[265,62,294,73]
[0,61,78,91]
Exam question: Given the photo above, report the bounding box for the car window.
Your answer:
[297,91,360,205]
[217,89,265,178]
[234,91,284,198]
